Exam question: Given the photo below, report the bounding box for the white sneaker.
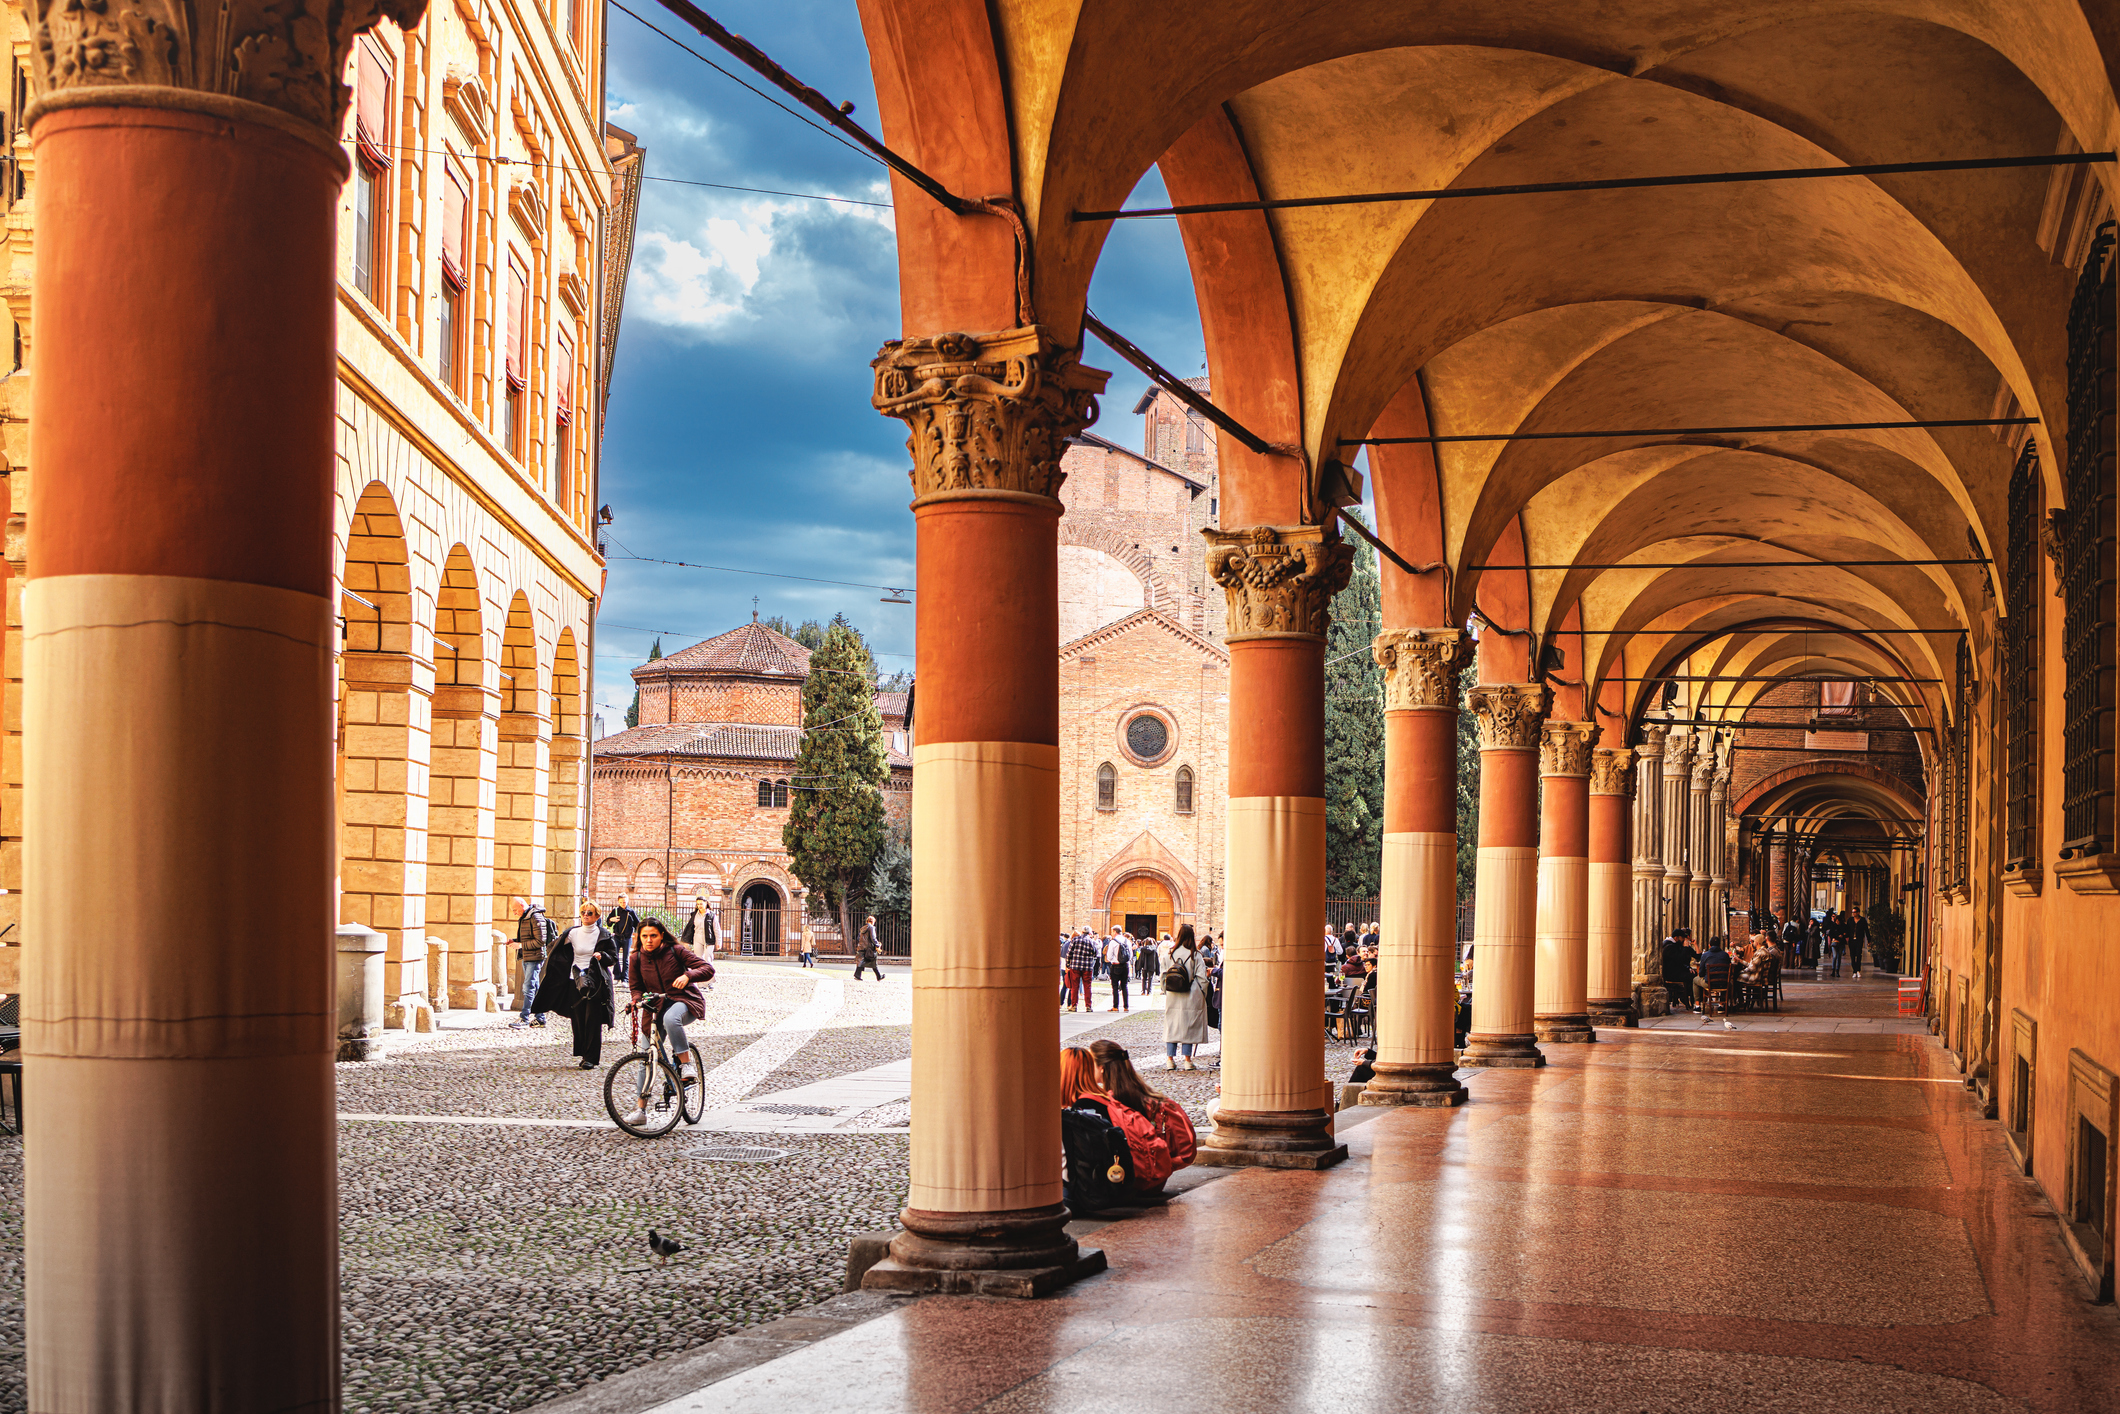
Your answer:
[623,1105,648,1127]
[681,1063,699,1083]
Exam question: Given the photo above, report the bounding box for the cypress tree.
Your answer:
[1456,660,1480,899]
[624,635,661,729]
[1323,513,1385,899]
[784,618,888,946]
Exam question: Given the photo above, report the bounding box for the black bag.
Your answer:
[1162,958,1193,993]
[1061,1101,1134,1214]
[1203,977,1221,1030]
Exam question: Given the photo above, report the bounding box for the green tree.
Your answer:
[1324,512,1386,898]
[1456,660,1481,900]
[761,615,828,652]
[783,619,889,945]
[624,636,661,729]
[867,816,912,923]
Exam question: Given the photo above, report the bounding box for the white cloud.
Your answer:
[631,206,788,332]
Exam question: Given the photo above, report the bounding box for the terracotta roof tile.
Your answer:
[636,621,811,680]
[594,723,802,762]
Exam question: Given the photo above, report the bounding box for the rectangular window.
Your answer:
[439,163,469,394]
[504,259,528,457]
[2009,1009,2038,1175]
[2066,1047,2118,1299]
[352,41,393,304]
[2005,441,2041,877]
[2061,224,2116,860]
[569,0,584,50]
[554,326,574,509]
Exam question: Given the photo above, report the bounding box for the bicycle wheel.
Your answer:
[604,1051,684,1137]
[680,1046,706,1124]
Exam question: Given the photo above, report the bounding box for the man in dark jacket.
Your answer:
[605,893,642,980]
[1694,936,1735,1025]
[511,897,556,1026]
[1847,906,1872,978]
[1659,929,1697,1012]
[854,915,884,981]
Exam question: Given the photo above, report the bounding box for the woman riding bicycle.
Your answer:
[624,918,714,1127]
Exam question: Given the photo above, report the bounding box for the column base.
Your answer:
[1359,1061,1467,1107]
[1197,1107,1348,1169]
[1533,1014,1596,1043]
[1588,996,1639,1029]
[1634,982,1671,1017]
[858,1204,1105,1298]
[1459,1033,1547,1068]
[385,997,436,1033]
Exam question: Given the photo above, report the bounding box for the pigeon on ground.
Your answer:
[647,1230,684,1266]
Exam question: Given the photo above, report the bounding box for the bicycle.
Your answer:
[604,991,706,1136]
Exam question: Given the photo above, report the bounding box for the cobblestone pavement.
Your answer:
[0,965,1372,1414]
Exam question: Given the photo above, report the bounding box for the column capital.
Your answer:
[1205,524,1352,642]
[1691,752,1717,789]
[1466,682,1548,750]
[872,326,1108,508]
[1538,719,1600,776]
[1635,722,1668,756]
[25,0,428,145]
[1590,745,1637,796]
[1663,729,1695,774]
[1373,627,1471,710]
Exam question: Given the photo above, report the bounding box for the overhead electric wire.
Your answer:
[1347,416,2038,446]
[606,552,914,596]
[349,138,892,208]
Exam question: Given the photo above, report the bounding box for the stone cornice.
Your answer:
[24,0,428,141]
[1590,746,1637,796]
[1467,682,1548,751]
[1539,720,1600,776]
[1373,627,1470,711]
[872,326,1108,507]
[1205,524,1353,642]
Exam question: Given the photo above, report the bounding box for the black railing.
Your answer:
[2061,224,2117,857]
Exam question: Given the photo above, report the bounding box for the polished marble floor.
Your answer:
[580,981,2120,1414]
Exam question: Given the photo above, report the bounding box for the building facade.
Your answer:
[0,5,642,1031]
[589,620,913,950]
[1057,387,1229,937]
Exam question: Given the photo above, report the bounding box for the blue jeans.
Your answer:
[518,959,544,1020]
[662,1002,694,1066]
[1165,1041,1195,1059]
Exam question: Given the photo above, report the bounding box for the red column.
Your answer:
[21,64,417,1404]
[1199,525,1350,1167]
[1587,747,1639,1026]
[1462,684,1547,1067]
[863,328,1110,1294]
[1363,629,1470,1106]
[1533,722,1597,1043]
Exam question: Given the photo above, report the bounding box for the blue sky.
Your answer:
[595,0,1207,729]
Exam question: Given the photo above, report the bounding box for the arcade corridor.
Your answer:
[602,983,2119,1414]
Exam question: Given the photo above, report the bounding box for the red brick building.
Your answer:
[589,619,911,950]
[1057,386,1229,937]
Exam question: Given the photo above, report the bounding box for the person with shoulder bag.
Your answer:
[1162,924,1212,1069]
[1069,1044,1172,1197]
[510,896,557,1027]
[532,901,619,1067]
[1090,1039,1195,1187]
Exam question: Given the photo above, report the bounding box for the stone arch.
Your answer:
[674,857,719,905]
[1058,518,1184,625]
[594,857,628,901]
[342,480,413,656]
[433,544,484,690]
[632,858,665,905]
[551,627,581,737]
[1734,760,1927,822]
[499,589,542,719]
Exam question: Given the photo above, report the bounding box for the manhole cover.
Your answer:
[687,1145,787,1163]
[746,1103,836,1116]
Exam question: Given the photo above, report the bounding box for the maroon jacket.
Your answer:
[630,942,714,1021]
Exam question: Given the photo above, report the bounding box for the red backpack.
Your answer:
[1102,1097,1174,1191]
[1148,1097,1197,1169]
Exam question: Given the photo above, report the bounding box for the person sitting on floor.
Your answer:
[1349,1046,1377,1085]
[1087,1038,1188,1196]
[1059,1047,1134,1215]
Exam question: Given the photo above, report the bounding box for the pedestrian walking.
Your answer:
[680,893,718,959]
[605,893,641,982]
[853,915,884,981]
[798,917,817,968]
[1161,925,1211,1068]
[1105,932,1133,1012]
[1138,933,1164,995]
[509,895,556,1026]
[1062,929,1098,1011]
[1847,906,1871,978]
[532,902,618,1067]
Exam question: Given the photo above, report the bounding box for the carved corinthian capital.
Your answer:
[872,326,1108,506]
[1590,746,1637,796]
[1373,627,1470,711]
[1204,524,1353,642]
[25,0,429,135]
[1663,729,1695,775]
[1539,720,1600,776]
[1466,683,1548,751]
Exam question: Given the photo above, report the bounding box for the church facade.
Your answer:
[1056,385,1230,938]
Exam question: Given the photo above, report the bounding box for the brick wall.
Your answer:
[635,675,801,727]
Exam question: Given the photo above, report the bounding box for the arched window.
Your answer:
[1175,765,1194,814]
[1096,762,1116,810]
[757,778,774,807]
[773,778,789,808]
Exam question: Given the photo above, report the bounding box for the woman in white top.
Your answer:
[532,902,618,1068]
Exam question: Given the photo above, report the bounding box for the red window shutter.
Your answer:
[355,42,392,169]
[441,166,468,288]
[555,328,573,419]
[505,264,526,389]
